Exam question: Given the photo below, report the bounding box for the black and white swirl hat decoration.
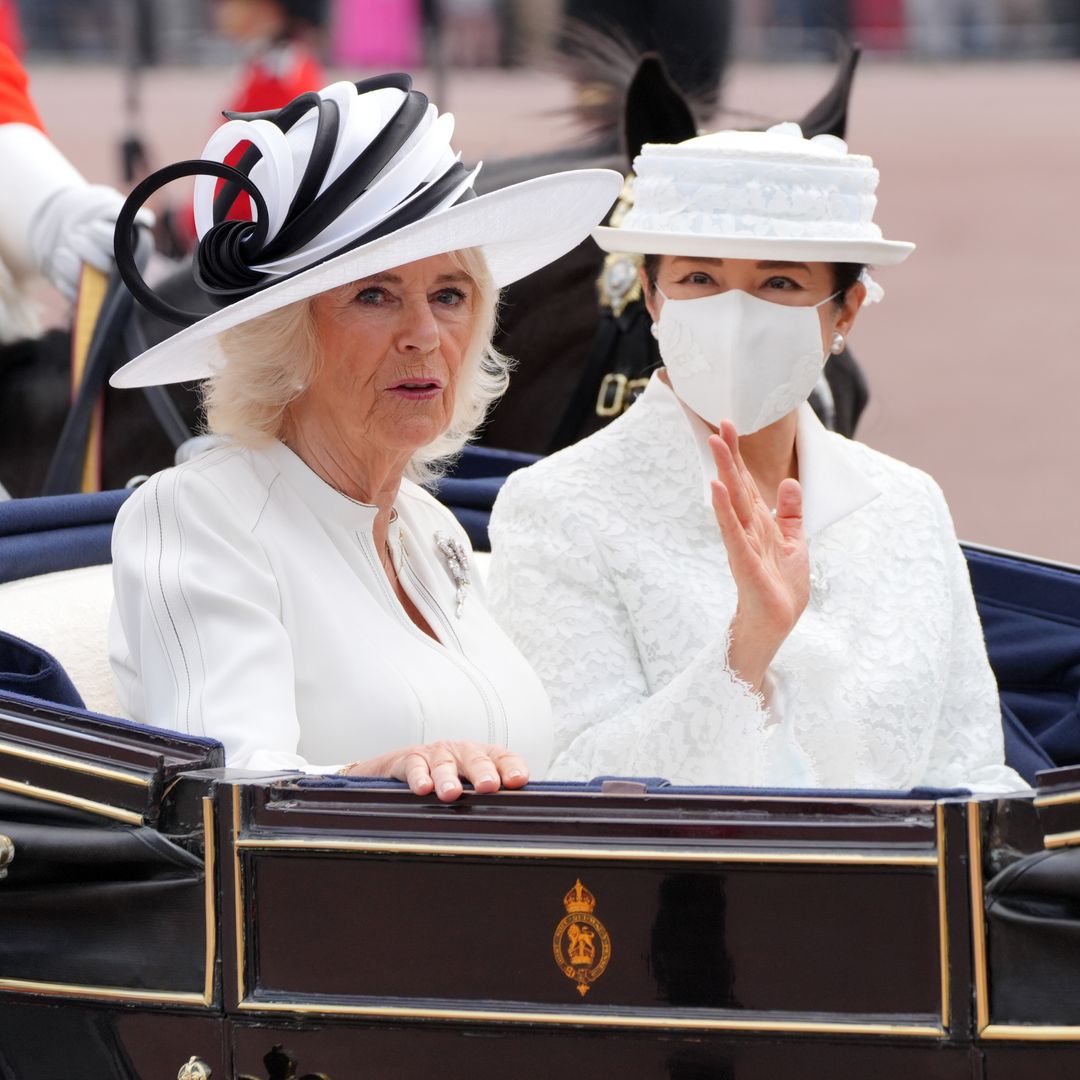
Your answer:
[111,74,622,388]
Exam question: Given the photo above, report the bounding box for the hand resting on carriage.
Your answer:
[339,741,529,802]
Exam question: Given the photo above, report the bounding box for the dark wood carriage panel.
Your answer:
[0,699,221,775]
[973,778,1080,1037]
[0,999,227,1080]
[982,1044,1080,1077]
[3,697,1079,1071]
[0,745,151,821]
[230,1019,978,1080]
[1034,764,1080,850]
[241,850,943,1022]
[248,779,944,851]
[224,782,959,1034]
[0,693,223,827]
[0,785,219,1004]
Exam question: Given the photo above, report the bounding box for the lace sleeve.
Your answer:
[487,472,780,785]
[920,482,1027,793]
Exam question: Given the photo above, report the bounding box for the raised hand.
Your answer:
[708,421,810,695]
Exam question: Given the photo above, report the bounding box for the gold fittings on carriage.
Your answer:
[177,1057,212,1080]
[0,835,13,880]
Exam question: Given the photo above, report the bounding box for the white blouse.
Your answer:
[487,374,1024,793]
[109,440,553,774]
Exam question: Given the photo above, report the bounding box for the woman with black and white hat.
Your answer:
[488,123,1024,792]
[107,76,621,798]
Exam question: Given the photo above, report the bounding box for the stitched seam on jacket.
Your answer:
[173,473,207,732]
[250,472,279,534]
[151,476,192,731]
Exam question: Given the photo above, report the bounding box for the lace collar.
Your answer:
[640,373,881,537]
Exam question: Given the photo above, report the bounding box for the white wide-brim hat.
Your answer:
[111,76,621,388]
[593,122,914,268]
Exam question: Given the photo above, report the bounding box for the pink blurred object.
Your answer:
[0,0,24,55]
[333,0,423,68]
[852,0,907,50]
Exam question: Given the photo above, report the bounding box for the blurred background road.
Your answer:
[9,0,1080,561]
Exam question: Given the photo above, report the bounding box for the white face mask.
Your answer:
[655,287,838,435]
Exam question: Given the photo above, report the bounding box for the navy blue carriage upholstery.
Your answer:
[0,488,130,584]
[429,444,540,550]
[0,445,1077,787]
[0,629,84,710]
[967,546,1080,777]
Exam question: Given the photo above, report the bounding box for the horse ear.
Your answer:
[798,40,862,140]
[622,53,698,168]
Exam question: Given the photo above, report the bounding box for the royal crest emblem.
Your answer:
[552,878,612,997]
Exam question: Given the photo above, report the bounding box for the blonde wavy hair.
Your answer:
[203,248,507,485]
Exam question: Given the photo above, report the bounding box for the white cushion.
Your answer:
[0,564,121,718]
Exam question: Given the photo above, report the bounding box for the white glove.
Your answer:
[0,122,154,301]
[29,182,154,301]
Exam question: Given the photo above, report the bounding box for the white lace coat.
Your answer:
[487,375,1025,793]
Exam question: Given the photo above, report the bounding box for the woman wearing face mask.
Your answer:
[486,123,1024,793]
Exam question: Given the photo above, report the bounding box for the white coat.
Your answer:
[109,440,553,774]
[487,374,1024,793]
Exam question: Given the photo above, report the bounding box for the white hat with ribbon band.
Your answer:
[111,74,622,388]
[593,122,914,270]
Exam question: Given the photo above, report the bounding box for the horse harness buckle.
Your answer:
[596,373,650,418]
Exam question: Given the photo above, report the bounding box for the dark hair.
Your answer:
[830,262,865,299]
[642,253,866,307]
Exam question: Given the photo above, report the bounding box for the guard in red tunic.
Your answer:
[217,0,327,117]
[176,0,327,243]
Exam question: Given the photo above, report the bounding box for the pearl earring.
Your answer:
[830,331,845,355]
[650,322,660,340]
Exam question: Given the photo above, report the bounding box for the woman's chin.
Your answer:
[381,414,451,457]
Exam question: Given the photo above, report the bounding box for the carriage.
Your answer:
[1,453,1079,1079]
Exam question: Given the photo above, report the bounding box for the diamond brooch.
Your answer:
[434,532,471,618]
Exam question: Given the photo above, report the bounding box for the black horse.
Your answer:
[0,40,866,496]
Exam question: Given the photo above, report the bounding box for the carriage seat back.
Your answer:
[0,482,129,716]
[967,545,1080,779]
[0,564,120,716]
[0,489,129,584]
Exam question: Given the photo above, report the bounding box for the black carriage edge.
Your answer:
[0,688,1079,1074]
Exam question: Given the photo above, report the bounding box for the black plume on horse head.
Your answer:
[798,38,861,140]
[622,54,698,165]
